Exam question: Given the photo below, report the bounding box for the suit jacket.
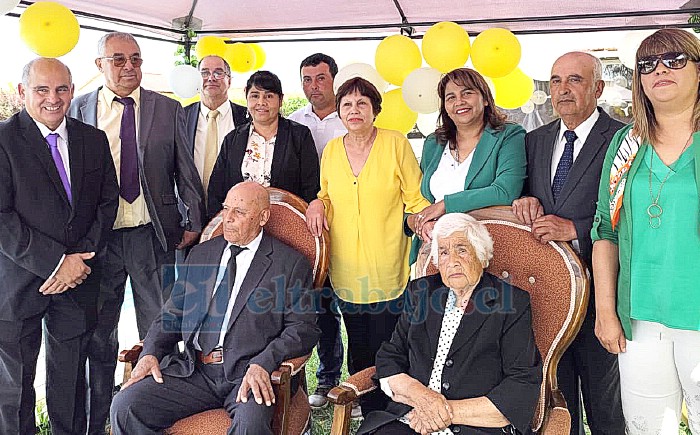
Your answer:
[410,123,526,263]
[524,108,625,267]
[359,273,542,435]
[0,110,119,336]
[184,101,248,157]
[207,116,320,218]
[68,87,206,251]
[142,232,320,383]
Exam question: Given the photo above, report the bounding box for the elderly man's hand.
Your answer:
[236,364,275,406]
[407,387,453,433]
[305,199,328,238]
[121,355,163,390]
[511,196,544,226]
[40,252,95,294]
[531,214,577,243]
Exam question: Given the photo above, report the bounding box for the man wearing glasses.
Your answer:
[185,55,248,200]
[512,52,625,435]
[69,32,205,435]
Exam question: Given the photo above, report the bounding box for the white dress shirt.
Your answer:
[429,144,474,202]
[194,231,263,350]
[287,103,347,159]
[194,100,236,183]
[550,109,599,183]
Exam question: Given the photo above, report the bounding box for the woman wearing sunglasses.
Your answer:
[592,28,700,433]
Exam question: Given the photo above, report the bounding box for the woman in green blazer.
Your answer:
[411,68,526,263]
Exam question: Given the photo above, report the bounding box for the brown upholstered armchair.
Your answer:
[118,187,329,435]
[327,206,589,435]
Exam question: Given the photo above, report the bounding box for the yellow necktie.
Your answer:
[202,109,220,195]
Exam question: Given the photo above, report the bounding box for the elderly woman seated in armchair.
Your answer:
[358,213,542,435]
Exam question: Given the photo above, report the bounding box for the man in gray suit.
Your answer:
[110,181,320,434]
[68,32,205,434]
[512,52,625,435]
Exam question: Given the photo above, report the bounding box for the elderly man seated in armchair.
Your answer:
[110,181,320,435]
[358,213,543,435]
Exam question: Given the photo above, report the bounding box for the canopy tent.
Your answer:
[11,0,700,43]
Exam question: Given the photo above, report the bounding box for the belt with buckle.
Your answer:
[196,347,224,364]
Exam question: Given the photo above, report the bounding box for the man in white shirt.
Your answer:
[512,52,625,435]
[288,53,347,408]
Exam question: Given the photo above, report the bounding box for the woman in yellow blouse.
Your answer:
[306,77,429,415]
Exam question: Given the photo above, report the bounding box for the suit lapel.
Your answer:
[19,110,71,205]
[65,118,85,215]
[463,127,498,190]
[138,88,155,160]
[555,109,611,207]
[78,89,99,126]
[269,117,289,186]
[425,286,449,355]
[186,102,200,156]
[538,121,560,209]
[225,233,273,330]
[446,275,498,358]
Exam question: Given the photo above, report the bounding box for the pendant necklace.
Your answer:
[647,135,692,228]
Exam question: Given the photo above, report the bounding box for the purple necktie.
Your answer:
[46,133,72,204]
[115,96,139,203]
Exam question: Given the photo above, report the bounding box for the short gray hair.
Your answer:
[430,214,494,267]
[22,58,73,86]
[198,55,231,76]
[97,32,140,56]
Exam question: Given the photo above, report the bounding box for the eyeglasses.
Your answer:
[200,70,229,80]
[101,54,143,68]
[637,52,693,75]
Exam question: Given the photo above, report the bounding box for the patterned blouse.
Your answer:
[241,127,275,187]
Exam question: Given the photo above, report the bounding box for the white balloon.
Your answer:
[169,64,201,99]
[613,76,628,88]
[618,30,655,70]
[416,112,439,136]
[401,67,442,114]
[0,0,19,15]
[531,90,548,105]
[521,100,535,114]
[334,63,388,95]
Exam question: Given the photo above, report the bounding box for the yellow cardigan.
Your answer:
[318,128,429,304]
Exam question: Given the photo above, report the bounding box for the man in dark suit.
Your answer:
[68,32,205,434]
[110,181,320,434]
[0,58,118,435]
[512,51,625,435]
[184,55,247,197]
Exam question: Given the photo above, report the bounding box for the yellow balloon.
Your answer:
[250,43,266,70]
[375,35,422,86]
[421,22,470,73]
[19,2,79,58]
[225,43,256,73]
[492,68,534,109]
[471,28,521,78]
[374,88,418,135]
[195,36,227,59]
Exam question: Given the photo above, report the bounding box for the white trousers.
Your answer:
[619,320,700,434]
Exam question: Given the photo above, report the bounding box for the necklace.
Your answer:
[647,135,692,228]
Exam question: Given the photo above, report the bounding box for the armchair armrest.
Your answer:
[328,366,377,435]
[118,342,144,364]
[280,353,310,377]
[540,388,570,435]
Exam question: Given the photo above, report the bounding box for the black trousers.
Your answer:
[85,224,175,435]
[314,281,344,387]
[338,295,402,416]
[0,305,90,435]
[110,361,274,435]
[557,296,625,435]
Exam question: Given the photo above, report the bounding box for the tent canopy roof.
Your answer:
[18,0,700,42]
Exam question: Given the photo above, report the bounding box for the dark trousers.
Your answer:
[557,298,625,435]
[85,224,175,435]
[0,305,90,435]
[338,296,402,416]
[315,282,344,387]
[110,361,274,435]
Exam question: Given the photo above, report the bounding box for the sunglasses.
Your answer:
[637,52,692,75]
[101,54,143,68]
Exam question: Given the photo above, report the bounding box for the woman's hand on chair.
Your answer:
[595,313,627,354]
[305,199,328,237]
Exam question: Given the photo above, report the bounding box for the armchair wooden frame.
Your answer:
[327,206,589,435]
[118,187,329,435]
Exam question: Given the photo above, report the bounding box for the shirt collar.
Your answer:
[201,100,231,118]
[558,108,600,144]
[100,85,141,108]
[303,103,339,122]
[34,117,68,142]
[227,229,263,253]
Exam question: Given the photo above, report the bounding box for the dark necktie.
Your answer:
[552,130,577,202]
[114,96,139,203]
[46,133,72,204]
[198,245,246,354]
